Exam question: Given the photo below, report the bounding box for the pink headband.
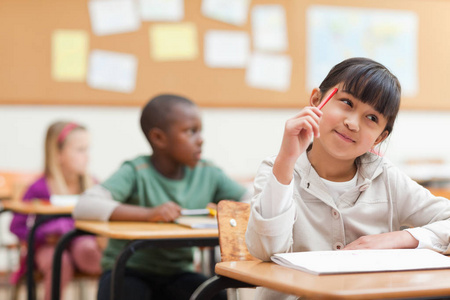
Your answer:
[57,123,79,144]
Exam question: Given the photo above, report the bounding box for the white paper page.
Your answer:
[204,30,249,68]
[89,0,140,36]
[201,0,250,26]
[175,216,218,229]
[251,5,288,52]
[272,249,450,275]
[87,50,138,93]
[246,52,292,91]
[139,0,184,21]
[50,195,79,207]
[181,209,210,216]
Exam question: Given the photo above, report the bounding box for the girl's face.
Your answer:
[58,129,90,176]
[314,84,389,161]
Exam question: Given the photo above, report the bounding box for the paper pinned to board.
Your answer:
[201,0,250,26]
[245,52,292,92]
[88,0,140,36]
[251,5,288,52]
[204,30,249,68]
[139,0,184,21]
[51,30,89,82]
[149,23,198,61]
[87,50,138,93]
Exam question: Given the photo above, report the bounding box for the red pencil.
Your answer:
[318,88,338,110]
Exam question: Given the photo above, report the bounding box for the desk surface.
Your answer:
[216,261,450,299]
[75,220,218,240]
[427,187,450,199]
[0,200,73,214]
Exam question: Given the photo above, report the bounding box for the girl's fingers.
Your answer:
[292,106,322,120]
[286,115,320,137]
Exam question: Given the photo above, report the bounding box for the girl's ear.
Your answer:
[374,130,389,146]
[56,150,63,165]
[309,88,322,107]
[149,128,167,149]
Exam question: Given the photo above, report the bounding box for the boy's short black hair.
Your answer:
[140,94,195,145]
[319,57,401,135]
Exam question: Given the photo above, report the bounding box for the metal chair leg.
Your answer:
[189,275,255,300]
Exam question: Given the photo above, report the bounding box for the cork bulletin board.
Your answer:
[0,0,449,109]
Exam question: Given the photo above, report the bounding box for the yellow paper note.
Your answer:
[149,23,198,61]
[52,30,89,81]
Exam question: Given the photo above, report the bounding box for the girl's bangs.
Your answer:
[341,67,400,119]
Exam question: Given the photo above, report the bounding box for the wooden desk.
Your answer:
[427,187,450,199]
[51,220,219,300]
[193,260,450,299]
[0,200,72,300]
[75,220,218,239]
[1,200,73,215]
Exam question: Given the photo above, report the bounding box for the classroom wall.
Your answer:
[2,106,450,181]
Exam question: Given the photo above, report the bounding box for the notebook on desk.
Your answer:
[271,249,450,275]
[175,216,218,229]
[49,195,79,206]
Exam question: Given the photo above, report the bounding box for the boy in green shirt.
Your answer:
[73,94,247,300]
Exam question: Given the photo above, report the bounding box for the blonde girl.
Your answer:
[10,121,103,300]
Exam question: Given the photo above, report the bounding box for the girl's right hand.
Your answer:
[273,107,322,184]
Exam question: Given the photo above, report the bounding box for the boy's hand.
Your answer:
[343,231,419,250]
[206,203,217,210]
[274,107,322,184]
[146,202,181,222]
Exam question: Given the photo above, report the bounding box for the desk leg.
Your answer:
[111,237,219,300]
[27,216,64,300]
[189,275,255,300]
[51,229,91,300]
[209,247,216,277]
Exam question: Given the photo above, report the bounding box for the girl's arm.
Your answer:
[345,165,450,251]
[344,231,419,250]
[246,108,322,261]
[245,157,297,261]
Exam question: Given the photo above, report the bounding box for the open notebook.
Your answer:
[271,249,450,275]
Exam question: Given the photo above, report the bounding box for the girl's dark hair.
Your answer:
[319,57,401,135]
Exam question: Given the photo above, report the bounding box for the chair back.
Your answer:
[217,200,258,262]
[0,171,40,201]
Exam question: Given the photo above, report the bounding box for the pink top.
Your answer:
[9,176,75,284]
[9,176,75,244]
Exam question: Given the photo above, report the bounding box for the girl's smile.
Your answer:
[334,129,356,143]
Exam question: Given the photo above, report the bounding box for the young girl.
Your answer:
[245,57,450,299]
[10,121,103,300]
